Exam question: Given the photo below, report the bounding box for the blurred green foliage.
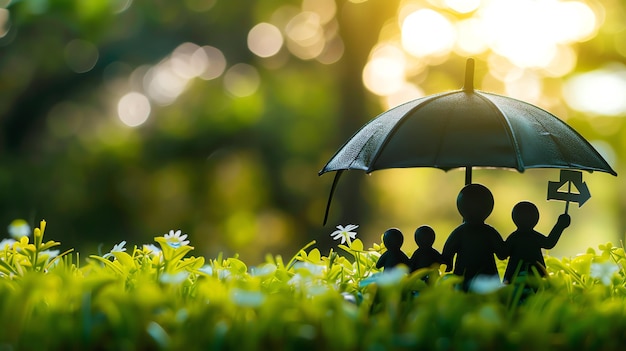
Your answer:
[2,221,626,350]
[0,0,625,264]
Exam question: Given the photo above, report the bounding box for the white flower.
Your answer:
[159,271,190,284]
[590,261,620,286]
[292,261,325,276]
[8,219,30,239]
[250,263,277,277]
[103,240,127,259]
[468,275,504,294]
[164,230,189,249]
[143,244,162,256]
[330,224,358,245]
[40,250,61,266]
[198,265,213,275]
[0,238,16,250]
[359,266,409,288]
[230,289,265,307]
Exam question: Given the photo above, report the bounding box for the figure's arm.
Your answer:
[376,252,387,269]
[543,214,571,249]
[401,252,411,266]
[492,228,508,260]
[441,234,458,272]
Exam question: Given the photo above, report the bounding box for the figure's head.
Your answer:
[382,228,404,250]
[456,183,494,223]
[414,225,435,247]
[512,201,539,230]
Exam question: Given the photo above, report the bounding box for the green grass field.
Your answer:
[1,220,625,350]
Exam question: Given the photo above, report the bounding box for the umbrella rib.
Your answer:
[474,91,525,172]
[365,91,459,173]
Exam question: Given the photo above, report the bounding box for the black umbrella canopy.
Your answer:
[319,58,616,224]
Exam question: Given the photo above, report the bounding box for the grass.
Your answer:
[1,220,626,350]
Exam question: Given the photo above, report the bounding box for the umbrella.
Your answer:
[319,58,617,224]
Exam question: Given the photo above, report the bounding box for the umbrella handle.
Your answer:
[323,170,344,226]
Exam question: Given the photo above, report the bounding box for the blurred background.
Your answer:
[0,0,624,264]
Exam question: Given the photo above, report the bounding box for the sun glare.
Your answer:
[362,43,406,96]
[364,0,601,105]
[401,9,456,58]
[563,64,626,116]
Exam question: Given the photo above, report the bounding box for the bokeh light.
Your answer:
[223,63,261,97]
[118,92,151,127]
[170,42,206,79]
[286,11,325,60]
[364,0,601,104]
[248,22,284,58]
[445,0,480,14]
[0,8,9,38]
[454,18,488,55]
[362,43,406,96]
[563,64,626,116]
[401,9,456,58]
[302,0,336,25]
[197,45,227,80]
[184,0,216,12]
[64,39,99,73]
[111,0,133,14]
[144,61,188,106]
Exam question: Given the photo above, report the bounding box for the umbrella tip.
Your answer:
[463,58,475,92]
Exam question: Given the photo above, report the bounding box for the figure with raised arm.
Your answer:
[503,201,571,283]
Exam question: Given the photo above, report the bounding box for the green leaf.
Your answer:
[88,255,125,275]
[351,239,364,252]
[0,258,18,275]
[306,248,321,263]
[112,251,135,268]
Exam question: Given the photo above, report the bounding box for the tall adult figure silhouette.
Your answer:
[442,184,507,291]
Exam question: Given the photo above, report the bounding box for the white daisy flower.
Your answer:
[330,224,358,245]
[164,230,189,249]
[103,240,127,259]
[590,261,620,286]
[8,219,30,239]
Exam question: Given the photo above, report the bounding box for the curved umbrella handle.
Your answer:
[323,170,343,226]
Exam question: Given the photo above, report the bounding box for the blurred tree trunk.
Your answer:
[330,0,399,225]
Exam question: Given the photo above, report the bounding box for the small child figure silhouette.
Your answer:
[409,225,443,273]
[442,184,507,291]
[376,228,410,271]
[503,201,571,283]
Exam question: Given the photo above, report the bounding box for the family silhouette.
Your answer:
[375,183,571,291]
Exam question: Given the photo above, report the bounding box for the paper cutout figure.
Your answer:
[409,225,443,272]
[503,201,571,283]
[376,228,410,271]
[442,184,507,290]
